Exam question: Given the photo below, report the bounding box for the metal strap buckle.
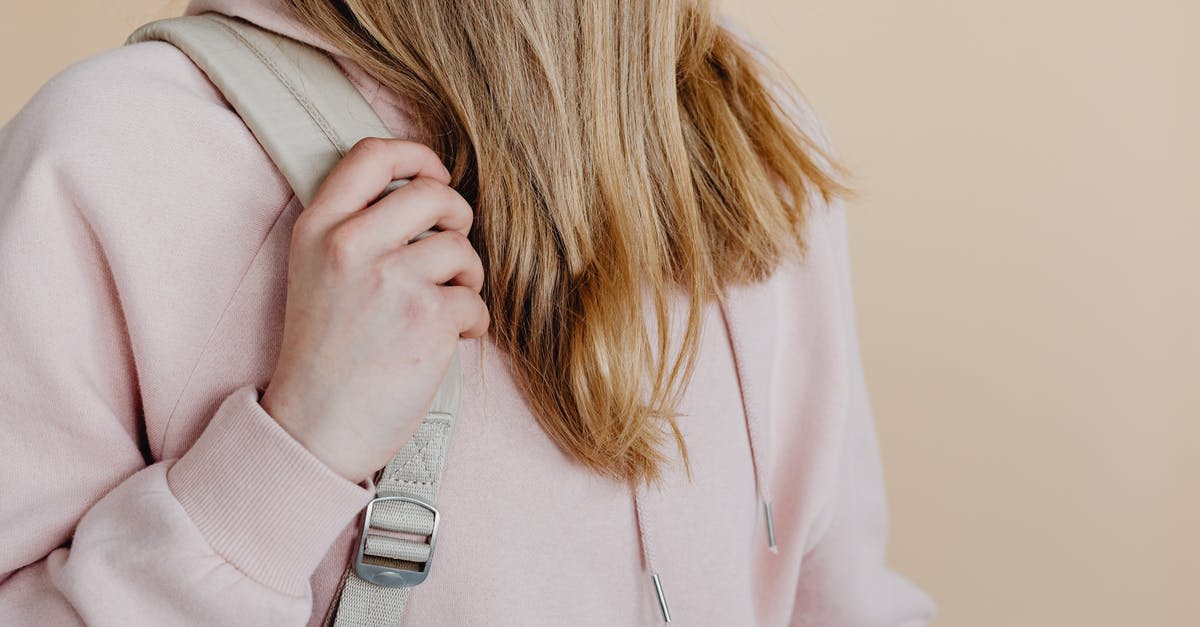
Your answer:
[353,494,440,588]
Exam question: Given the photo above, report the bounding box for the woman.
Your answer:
[0,0,936,624]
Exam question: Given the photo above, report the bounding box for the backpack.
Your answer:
[128,13,464,626]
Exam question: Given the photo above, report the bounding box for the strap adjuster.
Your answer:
[354,494,441,587]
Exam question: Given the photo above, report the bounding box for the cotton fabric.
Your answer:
[0,1,937,624]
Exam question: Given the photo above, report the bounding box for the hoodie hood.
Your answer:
[186,0,342,60]
[181,1,777,622]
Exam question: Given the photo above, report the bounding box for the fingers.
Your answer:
[341,177,475,259]
[308,138,451,217]
[440,285,490,339]
[297,136,488,341]
[384,229,485,292]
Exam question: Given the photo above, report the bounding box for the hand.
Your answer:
[259,138,489,484]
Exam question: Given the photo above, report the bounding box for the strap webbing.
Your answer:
[127,14,462,627]
[128,13,391,206]
[329,350,462,626]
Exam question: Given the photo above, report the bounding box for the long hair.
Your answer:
[285,0,850,486]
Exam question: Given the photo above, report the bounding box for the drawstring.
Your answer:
[721,296,779,555]
[743,402,778,554]
[629,292,778,624]
[630,397,773,627]
[633,484,671,623]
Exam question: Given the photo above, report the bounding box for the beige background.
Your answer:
[2,1,1195,625]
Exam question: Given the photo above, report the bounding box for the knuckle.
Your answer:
[290,212,320,243]
[350,136,389,158]
[404,175,440,196]
[464,295,491,337]
[457,197,475,231]
[377,251,416,285]
[438,181,463,204]
[323,224,363,271]
[410,141,441,164]
[464,243,484,270]
[477,299,492,326]
[402,287,443,325]
[441,229,471,252]
[427,230,473,266]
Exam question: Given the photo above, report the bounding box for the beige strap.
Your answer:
[127,14,462,626]
[127,13,391,206]
[330,350,462,626]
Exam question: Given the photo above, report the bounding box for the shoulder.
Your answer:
[717,14,836,147]
[721,15,852,282]
[0,41,299,374]
[1,40,292,223]
[12,40,230,137]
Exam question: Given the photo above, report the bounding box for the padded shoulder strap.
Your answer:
[127,14,462,627]
[127,13,392,207]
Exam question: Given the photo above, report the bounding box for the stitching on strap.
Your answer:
[204,15,350,156]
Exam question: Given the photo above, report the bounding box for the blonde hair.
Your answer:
[286,0,850,486]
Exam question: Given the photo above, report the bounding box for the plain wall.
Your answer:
[2,2,1195,626]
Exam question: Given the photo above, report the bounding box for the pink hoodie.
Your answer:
[0,1,937,625]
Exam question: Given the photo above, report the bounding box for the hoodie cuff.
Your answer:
[167,383,374,595]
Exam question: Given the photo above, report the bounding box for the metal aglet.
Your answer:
[651,573,672,622]
[764,501,778,553]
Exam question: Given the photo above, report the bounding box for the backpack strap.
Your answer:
[127,13,462,626]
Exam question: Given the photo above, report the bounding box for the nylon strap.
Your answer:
[328,349,461,626]
[127,14,462,626]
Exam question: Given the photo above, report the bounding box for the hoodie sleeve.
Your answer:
[0,42,372,625]
[787,192,940,626]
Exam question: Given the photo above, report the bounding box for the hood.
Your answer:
[180,1,778,622]
[186,0,342,59]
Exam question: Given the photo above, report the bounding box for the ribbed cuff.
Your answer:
[167,383,374,595]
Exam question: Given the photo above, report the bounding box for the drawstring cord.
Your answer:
[633,484,671,623]
[722,296,779,554]
[628,293,779,625]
